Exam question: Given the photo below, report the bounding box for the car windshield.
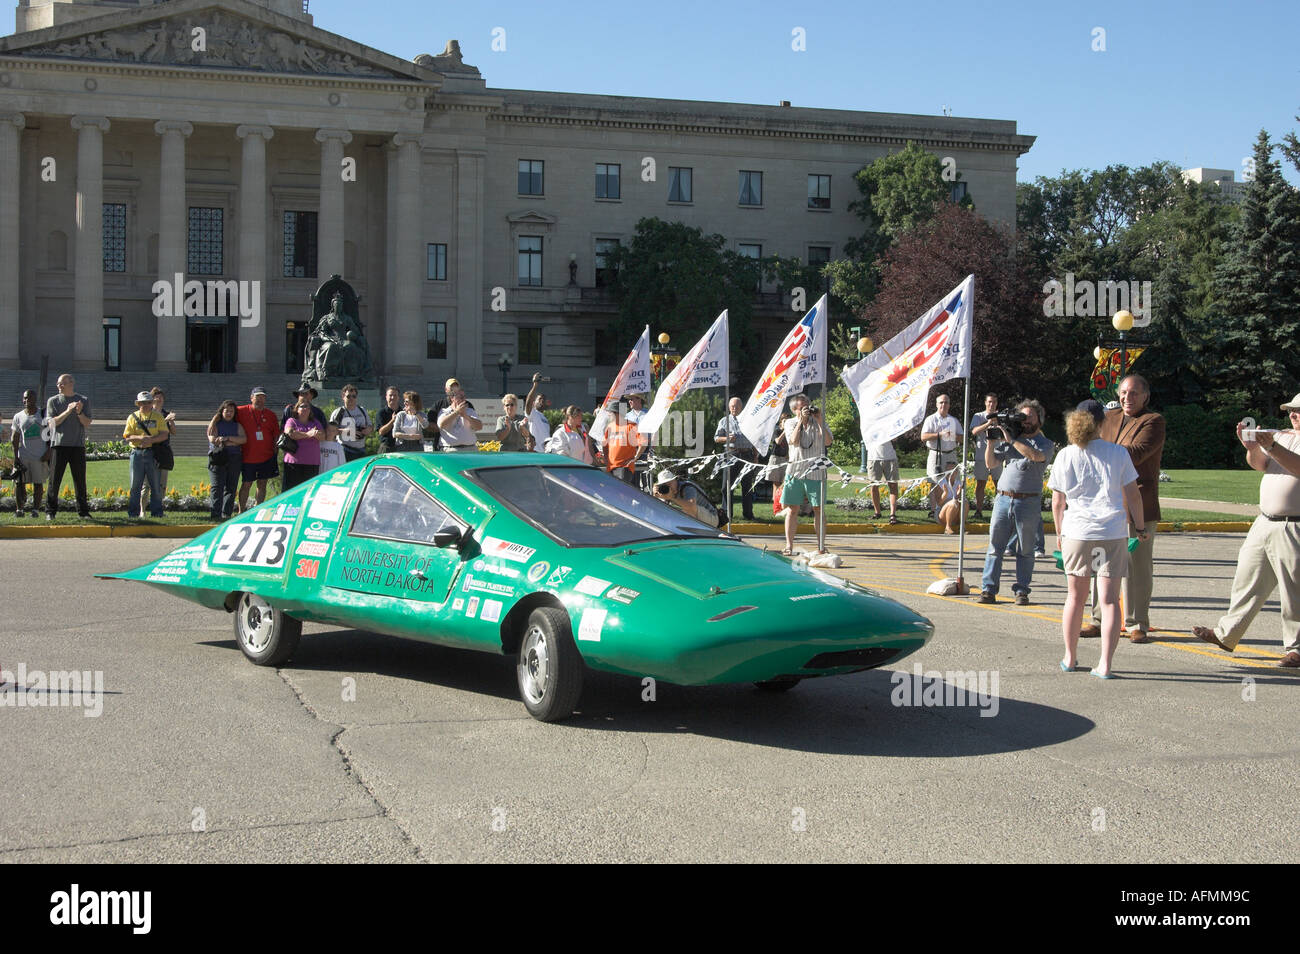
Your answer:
[472,465,725,547]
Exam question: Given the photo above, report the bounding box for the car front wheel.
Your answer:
[516,607,585,722]
[233,591,303,667]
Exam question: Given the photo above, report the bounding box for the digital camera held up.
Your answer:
[992,408,1028,441]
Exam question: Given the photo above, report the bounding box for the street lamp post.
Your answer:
[650,332,679,391]
[497,352,513,395]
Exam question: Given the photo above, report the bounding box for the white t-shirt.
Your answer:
[922,413,961,452]
[1048,438,1139,540]
[528,408,551,445]
[318,440,346,472]
[867,441,897,462]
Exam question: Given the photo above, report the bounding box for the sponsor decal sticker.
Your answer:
[575,575,611,597]
[471,559,519,579]
[526,561,551,585]
[452,597,464,611]
[606,586,641,605]
[303,521,332,541]
[545,565,572,587]
[480,536,535,564]
[273,504,286,521]
[578,607,606,642]
[308,483,349,522]
[790,592,835,601]
[462,574,514,598]
[481,599,503,623]
[294,541,330,558]
[285,506,301,517]
[329,471,350,484]
[294,558,320,579]
[466,596,480,618]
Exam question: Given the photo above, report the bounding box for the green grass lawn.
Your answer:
[84,456,216,495]
[1158,469,1259,504]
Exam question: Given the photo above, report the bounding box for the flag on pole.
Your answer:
[842,275,974,447]
[591,325,651,436]
[1089,346,1145,402]
[638,311,729,436]
[737,294,828,456]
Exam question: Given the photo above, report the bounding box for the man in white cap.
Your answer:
[1194,393,1300,667]
[123,390,166,518]
[652,469,700,521]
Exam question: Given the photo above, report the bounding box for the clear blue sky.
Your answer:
[309,0,1300,186]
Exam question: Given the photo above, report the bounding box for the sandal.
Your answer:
[780,547,794,556]
[888,515,899,525]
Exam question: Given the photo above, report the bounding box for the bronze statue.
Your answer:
[302,276,375,388]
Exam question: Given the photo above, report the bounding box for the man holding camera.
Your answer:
[979,399,1052,605]
[969,393,1003,520]
[782,393,833,556]
[921,394,963,515]
[1194,396,1300,667]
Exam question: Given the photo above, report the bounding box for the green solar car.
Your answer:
[102,453,935,721]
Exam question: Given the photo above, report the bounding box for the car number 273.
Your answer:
[212,523,290,568]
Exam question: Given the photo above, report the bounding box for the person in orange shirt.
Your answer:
[601,401,646,485]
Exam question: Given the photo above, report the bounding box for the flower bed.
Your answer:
[0,482,215,512]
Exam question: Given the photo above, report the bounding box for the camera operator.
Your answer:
[781,393,833,556]
[978,399,1053,605]
[921,394,963,515]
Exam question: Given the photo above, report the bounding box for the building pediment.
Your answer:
[0,0,439,82]
[507,210,557,227]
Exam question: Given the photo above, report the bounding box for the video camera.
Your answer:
[991,409,1029,441]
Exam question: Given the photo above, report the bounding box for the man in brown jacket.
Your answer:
[1081,374,1165,642]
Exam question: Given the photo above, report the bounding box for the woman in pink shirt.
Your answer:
[282,399,323,491]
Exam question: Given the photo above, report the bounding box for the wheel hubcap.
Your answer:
[238,593,275,653]
[518,626,549,705]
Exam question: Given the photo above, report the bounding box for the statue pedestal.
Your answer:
[355,389,382,419]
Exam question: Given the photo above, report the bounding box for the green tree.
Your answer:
[605,218,761,382]
[1209,130,1300,415]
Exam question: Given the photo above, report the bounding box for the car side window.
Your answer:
[350,466,460,546]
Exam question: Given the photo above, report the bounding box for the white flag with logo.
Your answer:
[638,311,729,436]
[591,325,651,436]
[737,294,827,456]
[842,275,974,447]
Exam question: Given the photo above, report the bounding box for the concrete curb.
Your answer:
[0,524,215,539]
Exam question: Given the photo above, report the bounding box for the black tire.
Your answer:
[515,607,585,722]
[233,591,303,667]
[754,677,801,692]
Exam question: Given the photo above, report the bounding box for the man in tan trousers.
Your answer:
[1081,375,1165,643]
[1194,394,1300,667]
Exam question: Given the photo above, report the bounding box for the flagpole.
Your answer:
[818,294,828,555]
[955,277,973,594]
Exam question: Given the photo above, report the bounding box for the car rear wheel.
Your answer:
[233,592,302,667]
[516,607,584,722]
[754,677,801,692]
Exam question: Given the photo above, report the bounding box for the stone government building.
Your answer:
[0,0,1034,416]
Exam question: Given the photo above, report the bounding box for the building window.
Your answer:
[282,211,318,278]
[285,320,306,375]
[103,203,126,272]
[518,236,543,286]
[595,238,620,287]
[187,207,223,275]
[739,170,763,207]
[668,167,693,203]
[518,159,544,196]
[594,328,621,366]
[808,174,831,210]
[950,181,968,203]
[595,163,621,199]
[426,321,447,360]
[427,243,447,281]
[103,317,121,371]
[807,245,831,266]
[738,243,762,291]
[518,327,542,365]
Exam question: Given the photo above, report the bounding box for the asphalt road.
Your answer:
[2,530,1296,863]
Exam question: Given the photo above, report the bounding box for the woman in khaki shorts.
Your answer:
[1048,401,1149,678]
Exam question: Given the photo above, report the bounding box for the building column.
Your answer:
[236,124,273,372]
[154,120,193,371]
[0,113,24,369]
[388,133,422,375]
[315,128,351,281]
[455,150,489,392]
[71,115,109,371]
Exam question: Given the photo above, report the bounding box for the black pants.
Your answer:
[282,462,318,492]
[47,446,88,516]
[725,455,757,519]
[343,446,368,462]
[209,457,242,519]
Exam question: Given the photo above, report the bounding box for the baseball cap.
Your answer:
[656,469,676,486]
[135,390,154,404]
[1279,393,1300,412]
[1076,399,1106,424]
[250,386,266,396]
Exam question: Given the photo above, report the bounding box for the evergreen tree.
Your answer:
[1209,131,1300,415]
